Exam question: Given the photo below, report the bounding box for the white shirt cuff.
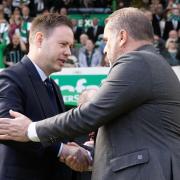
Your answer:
[27,122,40,142]
[57,143,63,157]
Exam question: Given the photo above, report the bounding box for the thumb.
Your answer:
[9,110,23,118]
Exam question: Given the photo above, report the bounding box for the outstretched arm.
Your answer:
[0,110,31,142]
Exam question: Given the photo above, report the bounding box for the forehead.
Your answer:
[103,23,112,39]
[49,25,74,43]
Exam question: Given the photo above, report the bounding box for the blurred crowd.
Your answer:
[0,0,179,69]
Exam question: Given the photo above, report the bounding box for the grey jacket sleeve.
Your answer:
[36,54,152,146]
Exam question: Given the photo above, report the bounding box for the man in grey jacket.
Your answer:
[0,7,180,180]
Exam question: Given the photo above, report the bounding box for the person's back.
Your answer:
[92,44,180,180]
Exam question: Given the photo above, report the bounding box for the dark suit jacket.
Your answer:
[73,26,84,43]
[0,56,72,180]
[86,25,104,42]
[36,45,180,180]
[163,20,180,40]
[152,14,162,38]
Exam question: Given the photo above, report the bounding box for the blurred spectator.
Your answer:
[153,34,171,60]
[78,39,102,67]
[78,33,89,52]
[63,0,74,7]
[80,0,94,8]
[33,0,46,15]
[117,0,125,9]
[0,5,9,44]
[86,18,104,43]
[163,5,180,40]
[152,3,166,38]
[168,29,178,41]
[19,5,32,46]
[165,38,180,66]
[12,0,30,8]
[8,12,22,40]
[79,33,89,46]
[143,9,153,21]
[63,55,78,67]
[59,7,68,16]
[2,0,12,21]
[4,33,27,67]
[71,19,83,43]
[0,6,10,68]
[21,5,32,22]
[176,42,180,61]
[71,33,89,60]
[12,6,21,16]
[96,34,105,55]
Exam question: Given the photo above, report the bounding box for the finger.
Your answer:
[66,156,82,168]
[0,118,11,124]
[0,134,12,140]
[65,156,75,165]
[9,110,23,118]
[0,129,11,134]
[65,156,79,170]
[66,156,84,172]
[72,154,88,170]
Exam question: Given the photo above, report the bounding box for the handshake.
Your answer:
[59,142,93,172]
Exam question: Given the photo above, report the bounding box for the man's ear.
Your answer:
[118,29,128,47]
[34,32,43,48]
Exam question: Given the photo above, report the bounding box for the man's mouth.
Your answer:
[58,59,66,65]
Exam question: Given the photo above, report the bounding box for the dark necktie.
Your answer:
[44,78,62,155]
[44,78,58,114]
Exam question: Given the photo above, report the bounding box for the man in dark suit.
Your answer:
[0,8,180,180]
[0,13,90,180]
[86,18,104,43]
[71,19,84,43]
[163,7,180,40]
[152,3,164,38]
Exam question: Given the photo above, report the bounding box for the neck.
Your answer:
[27,52,51,76]
[124,39,152,54]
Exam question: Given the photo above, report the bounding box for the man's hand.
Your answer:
[0,110,31,142]
[60,142,92,172]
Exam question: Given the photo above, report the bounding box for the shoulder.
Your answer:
[109,49,159,78]
[115,48,164,66]
[0,62,26,83]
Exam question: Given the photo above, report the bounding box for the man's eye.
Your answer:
[60,43,66,46]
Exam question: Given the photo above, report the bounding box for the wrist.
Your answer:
[60,144,70,162]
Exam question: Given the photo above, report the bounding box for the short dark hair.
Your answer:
[106,7,154,41]
[29,13,73,42]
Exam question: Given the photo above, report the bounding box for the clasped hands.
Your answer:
[60,142,93,172]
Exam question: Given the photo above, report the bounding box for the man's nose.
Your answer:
[65,47,71,56]
[103,45,107,55]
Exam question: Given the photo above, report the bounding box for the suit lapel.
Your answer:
[21,56,59,118]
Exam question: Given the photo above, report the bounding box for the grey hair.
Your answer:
[106,7,154,41]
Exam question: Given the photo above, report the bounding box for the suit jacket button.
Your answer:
[137,154,143,160]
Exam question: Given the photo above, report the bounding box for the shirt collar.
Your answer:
[31,61,48,82]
